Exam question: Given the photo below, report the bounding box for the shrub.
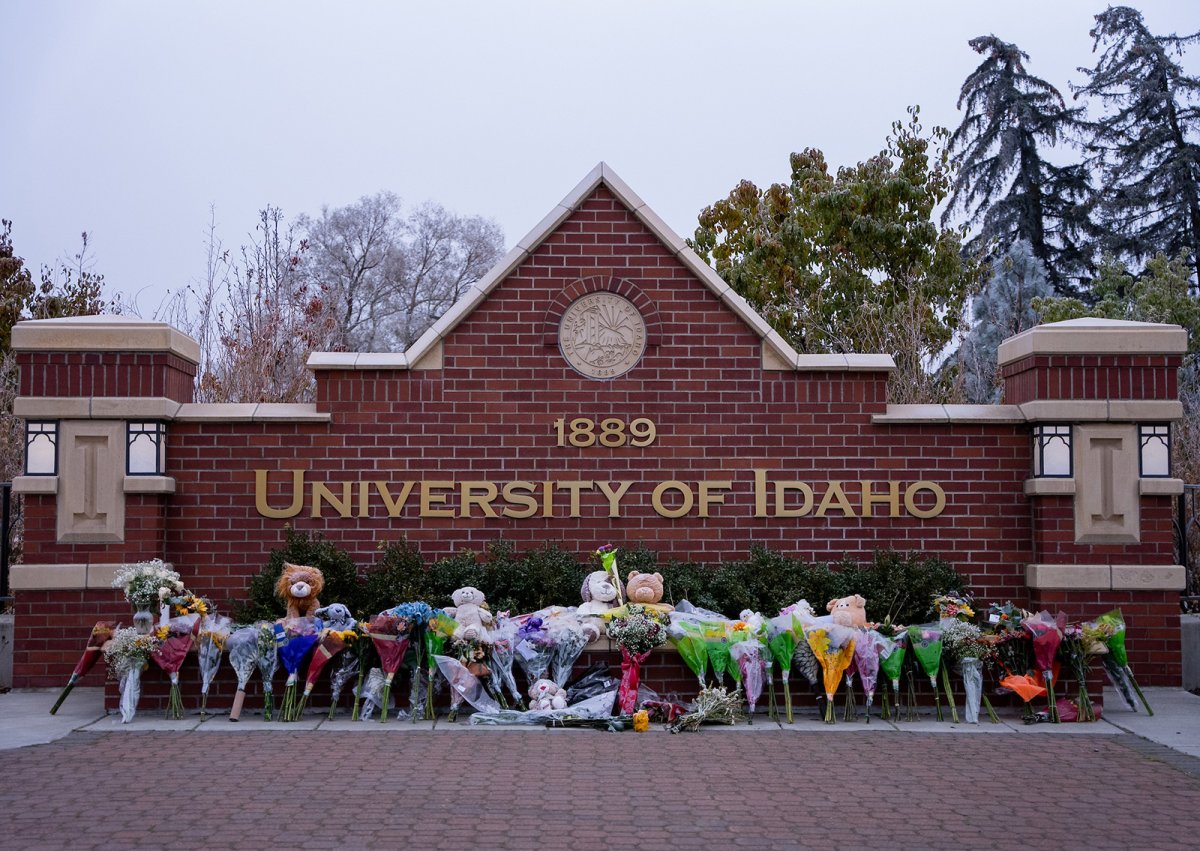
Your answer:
[234,527,363,623]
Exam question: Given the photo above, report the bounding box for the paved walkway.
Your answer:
[1,688,1198,850]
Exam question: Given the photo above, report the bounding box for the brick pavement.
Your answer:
[1,729,1199,850]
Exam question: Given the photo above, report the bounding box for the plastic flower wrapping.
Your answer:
[326,627,364,721]
[514,616,555,686]
[299,626,355,717]
[197,613,232,715]
[433,654,501,715]
[153,614,199,720]
[486,615,522,709]
[728,638,766,721]
[853,629,886,724]
[548,615,589,687]
[877,629,907,720]
[1058,625,1096,722]
[50,620,119,715]
[367,611,415,722]
[275,616,321,721]
[1022,611,1063,722]
[1093,609,1152,715]
[110,559,186,614]
[804,620,856,723]
[667,619,708,688]
[103,626,163,723]
[607,604,668,714]
[255,622,279,721]
[226,625,260,721]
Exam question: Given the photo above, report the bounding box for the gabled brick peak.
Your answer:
[307,162,894,373]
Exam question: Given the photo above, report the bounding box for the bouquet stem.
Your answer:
[824,692,835,724]
[263,690,274,722]
[939,663,959,723]
[1125,666,1154,716]
[166,673,184,720]
[380,673,395,723]
[1043,669,1059,723]
[906,670,918,721]
[49,675,82,715]
[783,673,793,724]
[842,679,856,721]
[351,664,366,721]
[982,691,1000,723]
[880,683,891,721]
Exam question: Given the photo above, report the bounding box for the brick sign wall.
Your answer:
[7,165,1189,689]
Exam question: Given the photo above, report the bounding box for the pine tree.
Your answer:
[959,240,1053,403]
[944,36,1093,295]
[1073,6,1200,284]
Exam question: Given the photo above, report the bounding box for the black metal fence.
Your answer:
[1179,484,1200,613]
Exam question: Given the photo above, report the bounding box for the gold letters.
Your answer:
[252,469,949,521]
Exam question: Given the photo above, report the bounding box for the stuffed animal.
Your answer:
[528,678,568,711]
[275,562,324,619]
[826,594,867,628]
[626,571,673,611]
[445,586,493,640]
[578,570,619,641]
[314,603,356,632]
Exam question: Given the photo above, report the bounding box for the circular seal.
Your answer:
[558,292,647,379]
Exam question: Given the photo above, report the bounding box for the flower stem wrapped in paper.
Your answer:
[607,604,669,715]
[907,623,945,720]
[1022,611,1063,723]
[387,602,433,722]
[943,619,987,724]
[103,627,162,723]
[276,617,321,721]
[367,611,415,723]
[153,614,199,720]
[298,627,355,718]
[1094,609,1152,715]
[50,621,118,715]
[256,622,279,721]
[804,620,857,723]
[853,629,887,724]
[1000,672,1047,721]
[766,613,800,723]
[877,629,907,721]
[1059,624,1096,722]
[226,625,260,721]
[728,635,767,722]
[196,614,232,716]
[423,609,458,719]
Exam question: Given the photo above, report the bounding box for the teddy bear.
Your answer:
[275,562,324,619]
[577,570,619,642]
[528,678,568,711]
[314,603,356,632]
[826,594,867,628]
[625,571,673,612]
[445,586,494,641]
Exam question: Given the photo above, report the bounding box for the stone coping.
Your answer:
[1026,563,1186,591]
[9,562,125,591]
[11,316,201,364]
[874,400,1184,425]
[13,397,331,423]
[997,317,1188,365]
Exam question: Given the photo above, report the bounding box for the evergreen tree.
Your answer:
[959,240,1053,403]
[1073,6,1200,283]
[944,36,1093,294]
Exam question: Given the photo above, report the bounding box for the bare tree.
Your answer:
[301,196,504,351]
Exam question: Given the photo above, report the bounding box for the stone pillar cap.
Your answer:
[11,315,200,364]
[998,318,1188,366]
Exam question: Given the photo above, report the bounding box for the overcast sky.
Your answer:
[4,1,1197,318]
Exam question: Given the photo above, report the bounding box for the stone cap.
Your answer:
[998,318,1188,366]
[11,315,201,365]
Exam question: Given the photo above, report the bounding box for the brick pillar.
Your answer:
[9,316,198,687]
[999,318,1187,685]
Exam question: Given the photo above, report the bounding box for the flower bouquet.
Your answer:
[196,613,232,716]
[549,615,589,687]
[103,627,162,723]
[256,622,280,721]
[486,617,521,710]
[50,621,118,715]
[877,629,906,721]
[297,625,356,718]
[327,622,366,720]
[226,625,260,721]
[594,544,625,605]
[1094,609,1152,715]
[804,621,856,723]
[1023,611,1063,723]
[514,616,555,686]
[853,629,884,724]
[667,618,709,690]
[447,635,492,721]
[422,609,459,719]
[367,611,415,722]
[728,636,767,722]
[153,615,198,719]
[607,604,669,714]
[701,619,733,686]
[1000,673,1047,722]
[669,686,746,733]
[111,559,185,625]
[943,619,991,724]
[766,614,798,722]
[432,654,501,717]
[389,602,433,722]
[907,623,945,720]
[276,616,321,721]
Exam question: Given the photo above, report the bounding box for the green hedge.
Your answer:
[234,532,965,627]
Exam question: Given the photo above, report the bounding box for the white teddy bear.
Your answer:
[577,570,619,642]
[528,678,568,711]
[445,586,494,641]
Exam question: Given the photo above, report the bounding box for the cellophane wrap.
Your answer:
[433,654,501,715]
[549,615,588,687]
[960,657,983,724]
[729,639,766,717]
[197,614,232,712]
[514,618,554,686]
[255,623,279,721]
[226,625,259,721]
[488,616,522,705]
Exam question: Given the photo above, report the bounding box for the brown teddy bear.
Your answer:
[826,594,867,628]
[625,571,673,611]
[275,562,324,619]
